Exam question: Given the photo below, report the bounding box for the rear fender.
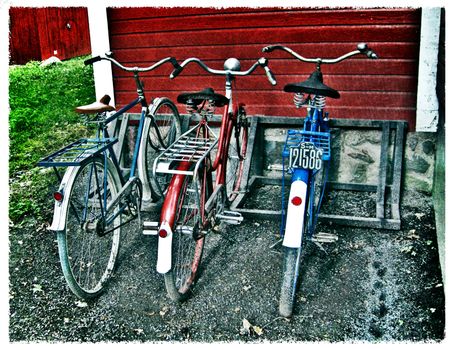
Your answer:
[49,157,121,232]
[282,179,308,248]
[156,162,190,274]
[49,166,79,232]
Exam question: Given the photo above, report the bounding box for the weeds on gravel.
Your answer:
[9,57,95,223]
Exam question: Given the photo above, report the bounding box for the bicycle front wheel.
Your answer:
[164,169,211,301]
[225,118,248,203]
[57,156,122,299]
[139,97,181,203]
[279,246,303,317]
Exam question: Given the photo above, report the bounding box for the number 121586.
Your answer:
[288,142,323,170]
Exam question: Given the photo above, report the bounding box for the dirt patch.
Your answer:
[9,188,444,342]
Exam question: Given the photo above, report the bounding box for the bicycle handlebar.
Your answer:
[84,52,182,73]
[262,42,378,65]
[170,57,277,85]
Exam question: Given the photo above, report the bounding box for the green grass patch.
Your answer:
[9,57,96,223]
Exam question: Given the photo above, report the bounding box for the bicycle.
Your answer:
[38,53,182,299]
[262,43,378,317]
[150,56,276,301]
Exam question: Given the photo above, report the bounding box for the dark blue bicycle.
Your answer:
[38,53,181,299]
[263,43,378,317]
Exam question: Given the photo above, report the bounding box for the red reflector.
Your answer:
[291,196,303,206]
[158,229,168,238]
[53,191,64,202]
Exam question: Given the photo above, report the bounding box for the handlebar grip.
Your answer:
[169,57,183,79]
[84,55,102,66]
[357,43,378,59]
[264,66,277,86]
[170,65,183,79]
[366,49,379,59]
[262,45,277,53]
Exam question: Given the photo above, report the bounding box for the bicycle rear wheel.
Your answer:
[225,115,248,202]
[57,156,122,299]
[164,168,211,301]
[139,97,181,203]
[279,165,326,317]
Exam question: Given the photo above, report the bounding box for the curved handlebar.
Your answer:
[84,52,181,73]
[262,42,378,65]
[170,57,277,85]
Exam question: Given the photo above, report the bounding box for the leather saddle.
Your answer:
[75,95,115,114]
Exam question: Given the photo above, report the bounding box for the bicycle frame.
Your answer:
[47,97,148,232]
[43,55,181,233]
[158,84,238,227]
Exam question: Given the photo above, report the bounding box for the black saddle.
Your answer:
[177,87,229,107]
[284,70,340,99]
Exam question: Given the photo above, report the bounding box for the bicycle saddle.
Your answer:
[177,87,229,107]
[75,95,115,114]
[284,70,340,99]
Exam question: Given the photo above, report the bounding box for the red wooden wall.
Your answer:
[9,7,91,64]
[107,8,421,129]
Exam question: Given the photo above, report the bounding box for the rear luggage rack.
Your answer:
[38,138,117,167]
[153,124,218,177]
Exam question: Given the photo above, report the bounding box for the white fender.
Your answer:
[49,157,121,232]
[138,97,178,203]
[282,180,308,248]
[156,221,173,274]
[49,166,80,232]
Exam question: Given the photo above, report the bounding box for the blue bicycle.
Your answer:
[263,43,378,317]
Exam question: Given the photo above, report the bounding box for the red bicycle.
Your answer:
[151,56,276,301]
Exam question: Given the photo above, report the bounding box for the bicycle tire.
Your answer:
[163,167,211,302]
[279,163,326,317]
[57,156,122,299]
[138,97,181,203]
[225,116,248,203]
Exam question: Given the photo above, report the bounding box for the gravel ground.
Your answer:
[9,187,445,343]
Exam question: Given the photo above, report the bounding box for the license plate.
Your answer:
[288,142,323,170]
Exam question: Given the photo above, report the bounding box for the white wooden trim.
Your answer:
[87,5,115,106]
[416,8,441,132]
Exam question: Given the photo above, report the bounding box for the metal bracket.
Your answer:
[230,116,407,230]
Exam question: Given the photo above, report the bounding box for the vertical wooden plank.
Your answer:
[391,122,405,221]
[376,121,390,219]
[9,8,42,64]
[88,5,115,103]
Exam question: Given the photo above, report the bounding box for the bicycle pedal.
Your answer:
[175,225,194,236]
[311,232,338,243]
[215,210,243,225]
[142,221,159,235]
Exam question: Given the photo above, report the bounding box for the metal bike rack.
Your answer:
[230,116,407,230]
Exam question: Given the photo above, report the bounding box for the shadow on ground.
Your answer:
[9,189,444,342]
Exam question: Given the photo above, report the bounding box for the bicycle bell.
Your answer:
[224,58,241,72]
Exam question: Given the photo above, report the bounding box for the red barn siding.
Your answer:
[9,7,91,64]
[107,7,421,129]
